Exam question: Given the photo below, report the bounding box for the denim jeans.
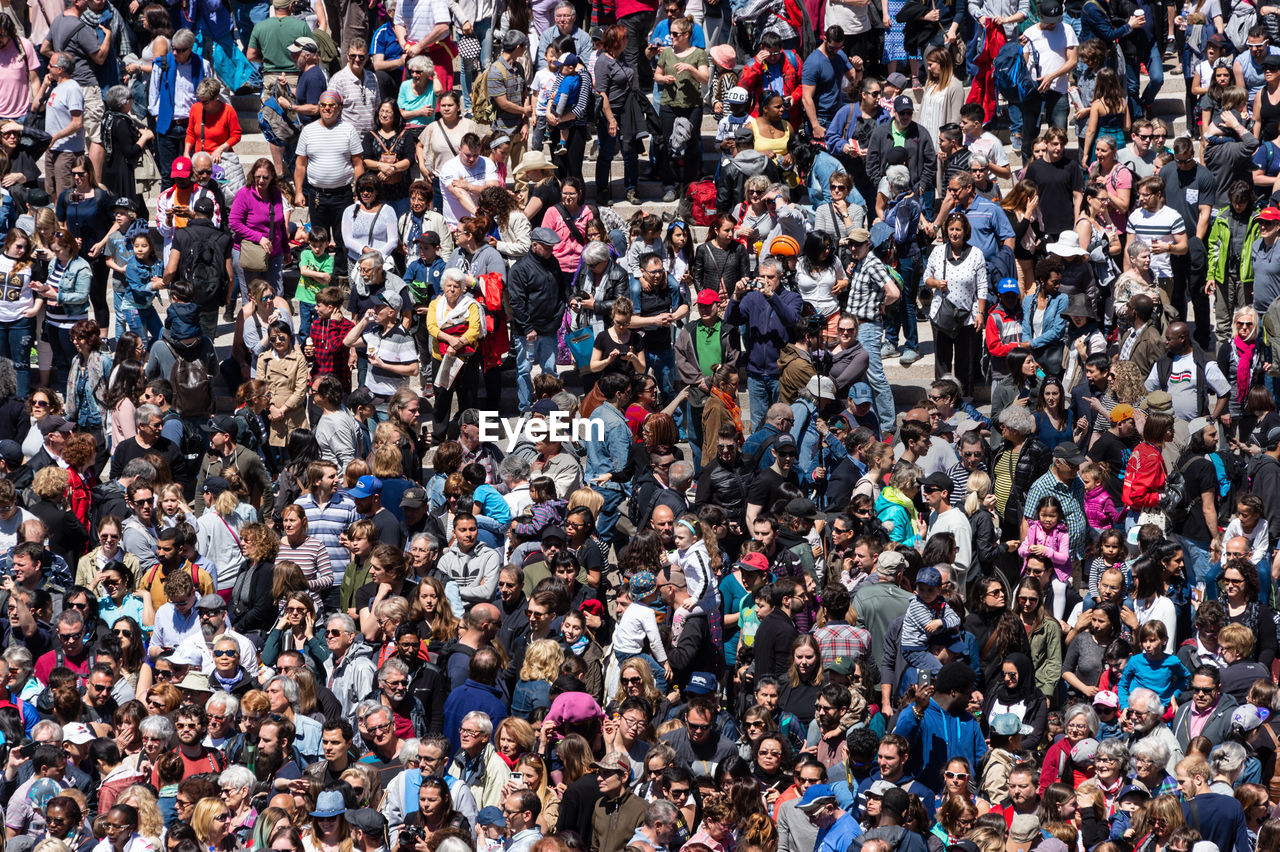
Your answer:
[48,325,76,388]
[747,374,779,429]
[595,483,627,547]
[858,320,896,434]
[459,18,494,112]
[0,317,33,398]
[685,400,705,477]
[122,303,163,344]
[883,252,919,352]
[1177,535,1213,589]
[232,246,285,304]
[298,301,317,341]
[1125,40,1164,117]
[513,331,560,412]
[649,347,684,433]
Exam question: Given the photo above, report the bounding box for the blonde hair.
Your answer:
[496,717,537,756]
[963,471,991,516]
[192,798,231,845]
[520,638,564,681]
[372,443,403,478]
[159,482,189,521]
[32,466,69,501]
[676,513,721,575]
[116,784,164,840]
[568,487,604,517]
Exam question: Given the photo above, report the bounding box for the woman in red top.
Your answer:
[1037,703,1099,795]
[1122,411,1173,515]
[183,78,243,162]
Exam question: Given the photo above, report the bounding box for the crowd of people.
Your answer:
[8,2,1280,852]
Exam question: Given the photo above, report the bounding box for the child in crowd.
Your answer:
[101,199,137,340]
[1081,466,1124,540]
[899,564,961,675]
[474,808,506,852]
[716,86,752,142]
[123,230,164,344]
[1093,691,1123,740]
[297,225,333,341]
[531,44,561,152]
[612,573,671,691]
[550,53,583,156]
[1098,638,1132,694]
[1222,494,1271,566]
[665,220,694,283]
[1019,495,1071,586]
[1087,528,1129,600]
[306,284,356,391]
[1116,621,1189,707]
[625,213,664,275]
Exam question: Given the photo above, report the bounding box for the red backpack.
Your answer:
[685,179,717,227]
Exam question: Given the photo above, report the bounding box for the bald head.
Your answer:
[1165,322,1190,354]
[766,403,793,428]
[192,151,213,171]
[1224,536,1252,562]
[650,504,676,544]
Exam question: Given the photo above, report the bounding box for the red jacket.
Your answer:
[737,52,805,125]
[966,19,1006,125]
[985,305,1023,362]
[1122,441,1167,510]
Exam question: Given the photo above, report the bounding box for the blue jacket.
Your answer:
[583,402,632,493]
[854,773,937,820]
[807,151,848,207]
[790,398,848,483]
[125,256,164,307]
[1021,291,1068,350]
[893,698,988,794]
[1182,793,1252,852]
[442,679,508,753]
[723,289,803,378]
[1117,651,1189,707]
[741,423,783,471]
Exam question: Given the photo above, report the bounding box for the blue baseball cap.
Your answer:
[476,806,506,827]
[916,565,943,588]
[685,672,717,695]
[348,475,383,499]
[996,277,1020,295]
[797,784,837,811]
[849,383,873,405]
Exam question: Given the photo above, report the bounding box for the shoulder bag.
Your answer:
[932,251,972,334]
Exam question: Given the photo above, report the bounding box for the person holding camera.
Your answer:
[723,259,803,430]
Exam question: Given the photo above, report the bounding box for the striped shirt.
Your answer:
[45,257,91,328]
[297,119,363,189]
[296,491,362,576]
[328,68,379,135]
[1126,206,1185,278]
[277,534,334,611]
[363,325,417,397]
[846,254,892,321]
[393,0,450,41]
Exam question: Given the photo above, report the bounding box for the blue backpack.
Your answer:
[993,40,1038,102]
[883,191,922,251]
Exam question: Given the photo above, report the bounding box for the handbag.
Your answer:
[932,253,971,334]
[566,324,595,370]
[437,321,476,356]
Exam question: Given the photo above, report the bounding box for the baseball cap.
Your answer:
[685,672,717,695]
[288,35,319,54]
[877,550,907,578]
[1093,690,1120,709]
[112,197,135,212]
[530,398,560,416]
[348,475,383,499]
[1070,737,1099,764]
[737,553,769,573]
[375,287,404,312]
[579,599,605,617]
[206,414,238,436]
[201,476,230,496]
[804,375,836,400]
[996,277,1020,295]
[849,382,873,405]
[63,723,94,745]
[401,487,428,509]
[866,779,895,798]
[1265,54,1280,70]
[166,645,204,667]
[886,72,909,89]
[1206,33,1229,48]
[1142,390,1173,412]
[1053,443,1084,466]
[1232,703,1271,732]
[785,498,817,520]
[893,95,915,113]
[774,433,799,455]
[593,752,632,778]
[192,197,215,216]
[416,230,441,247]
[171,157,193,179]
[541,525,568,543]
[825,656,855,676]
[916,565,943,588]
[475,807,506,828]
[530,227,559,245]
[1109,403,1135,424]
[38,415,73,436]
[0,440,21,467]
[1009,814,1041,843]
[696,288,720,306]
[922,472,953,493]
[1263,207,1280,224]
[1039,0,1063,21]
[347,809,387,836]
[797,784,836,811]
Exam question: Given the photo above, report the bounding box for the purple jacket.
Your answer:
[229,186,288,257]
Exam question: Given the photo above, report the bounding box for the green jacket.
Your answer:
[1029,615,1063,699]
[1207,206,1262,285]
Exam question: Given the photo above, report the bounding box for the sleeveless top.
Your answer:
[1260,86,1280,142]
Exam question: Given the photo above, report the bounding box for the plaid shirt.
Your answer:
[309,314,355,389]
[847,254,891,322]
[813,620,871,663]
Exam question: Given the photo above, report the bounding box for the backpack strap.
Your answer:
[744,431,782,470]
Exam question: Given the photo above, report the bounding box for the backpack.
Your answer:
[171,352,214,417]
[883,192,922,265]
[1159,455,1195,528]
[1208,450,1246,518]
[685,179,718,227]
[163,409,207,466]
[993,40,1038,103]
[472,61,509,126]
[183,237,226,308]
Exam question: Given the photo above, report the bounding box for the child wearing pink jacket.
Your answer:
[1081,462,1124,532]
[1018,494,1072,583]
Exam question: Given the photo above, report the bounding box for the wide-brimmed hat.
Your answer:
[310,790,346,818]
[709,44,737,70]
[1048,230,1088,258]
[1061,292,1096,320]
[514,150,556,177]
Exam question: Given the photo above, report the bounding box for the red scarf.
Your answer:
[710,385,743,438]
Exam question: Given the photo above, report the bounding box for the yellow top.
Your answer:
[749,116,791,157]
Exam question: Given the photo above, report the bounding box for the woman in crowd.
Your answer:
[262,591,328,673]
[363,99,415,217]
[479,186,531,263]
[981,652,1048,749]
[229,522,279,640]
[416,92,481,210]
[229,159,289,299]
[919,46,964,146]
[397,57,442,128]
[594,25,642,206]
[184,78,243,189]
[0,229,39,400]
[749,94,792,165]
[1014,576,1062,700]
[653,17,707,201]
[410,574,459,652]
[342,175,401,273]
[63,319,110,454]
[1218,558,1278,667]
[54,156,114,331]
[37,211,93,388]
[192,797,240,852]
[795,232,848,345]
[427,269,483,443]
[541,178,593,275]
[924,210,986,397]
[100,86,152,212]
[518,151,562,227]
[256,321,310,469]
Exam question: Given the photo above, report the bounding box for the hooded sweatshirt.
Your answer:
[893,697,988,792]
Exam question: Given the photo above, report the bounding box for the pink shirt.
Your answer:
[0,37,39,120]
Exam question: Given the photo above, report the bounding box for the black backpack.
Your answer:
[163,409,206,464]
[183,237,226,308]
[1159,455,1195,528]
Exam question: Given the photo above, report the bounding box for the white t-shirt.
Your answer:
[1143,350,1231,421]
[438,154,498,224]
[967,130,1010,169]
[1023,22,1079,95]
[1126,206,1186,278]
[0,254,34,323]
[46,79,84,153]
[296,119,363,189]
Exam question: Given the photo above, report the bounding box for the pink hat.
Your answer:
[1093,690,1119,709]
[547,691,604,725]
[709,44,736,71]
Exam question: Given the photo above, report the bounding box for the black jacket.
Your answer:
[12,447,55,493]
[1249,454,1280,547]
[27,498,88,568]
[508,250,568,335]
[715,150,782,214]
[991,438,1052,533]
[691,239,751,295]
[582,259,631,324]
[669,611,720,685]
[867,120,937,192]
[694,455,751,522]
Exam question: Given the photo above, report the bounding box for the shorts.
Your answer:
[82,85,104,146]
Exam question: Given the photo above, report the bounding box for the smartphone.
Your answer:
[19,743,34,759]
[510,772,526,788]
[918,670,933,690]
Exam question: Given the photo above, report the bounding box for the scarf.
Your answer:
[710,385,743,437]
[434,292,478,330]
[1235,336,1256,403]
[881,485,918,523]
[155,51,206,135]
[214,668,245,692]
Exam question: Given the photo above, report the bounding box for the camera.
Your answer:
[398,825,424,851]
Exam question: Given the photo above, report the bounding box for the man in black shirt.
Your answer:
[1177,421,1223,592]
[1022,127,1085,237]
[746,434,801,526]
[1087,403,1140,503]
[1159,136,1218,348]
[109,404,184,482]
[631,252,690,422]
[751,577,805,677]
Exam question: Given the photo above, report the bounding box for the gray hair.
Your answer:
[218,765,256,791]
[552,391,578,413]
[999,404,1036,436]
[462,711,493,737]
[32,720,64,743]
[379,656,410,682]
[407,55,432,74]
[1095,135,1117,154]
[172,29,197,51]
[360,702,393,726]
[970,152,989,169]
[121,459,157,481]
[1130,687,1163,717]
[886,165,910,192]
[888,461,923,492]
[581,241,612,267]
[442,268,468,286]
[265,675,299,709]
[196,77,222,102]
[435,840,472,852]
[1131,736,1170,768]
[669,460,694,491]
[326,613,357,634]
[1063,703,1099,736]
[3,645,32,676]
[1210,741,1247,779]
[1096,738,1131,774]
[103,85,132,111]
[555,0,576,11]
[359,249,385,272]
[138,715,174,743]
[499,455,531,483]
[192,151,214,169]
[1233,306,1259,341]
[1127,239,1150,260]
[54,609,84,631]
[135,404,163,429]
[645,801,680,827]
[50,53,74,72]
[399,738,420,764]
[206,692,239,716]
[409,533,440,554]
[758,257,781,277]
